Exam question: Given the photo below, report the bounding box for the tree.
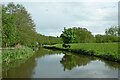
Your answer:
[105,26,118,36]
[1,2,64,48]
[60,27,75,44]
[2,4,19,47]
[60,27,95,43]
[72,27,95,43]
[2,3,37,47]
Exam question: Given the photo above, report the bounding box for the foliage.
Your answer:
[60,27,75,43]
[2,4,19,47]
[95,35,118,43]
[72,27,95,43]
[37,34,62,45]
[2,46,34,63]
[95,26,119,43]
[2,3,36,47]
[105,26,118,36]
[60,27,95,43]
[2,3,62,48]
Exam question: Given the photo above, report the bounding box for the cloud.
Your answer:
[26,2,118,36]
[1,2,118,37]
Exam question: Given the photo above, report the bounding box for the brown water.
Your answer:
[2,48,120,78]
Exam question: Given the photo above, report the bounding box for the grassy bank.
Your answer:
[2,46,35,72]
[44,43,120,62]
[2,46,35,63]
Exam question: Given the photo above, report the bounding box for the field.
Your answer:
[44,43,120,62]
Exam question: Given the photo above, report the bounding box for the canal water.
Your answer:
[3,48,120,78]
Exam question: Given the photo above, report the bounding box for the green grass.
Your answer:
[2,46,35,63]
[2,46,35,72]
[44,43,120,62]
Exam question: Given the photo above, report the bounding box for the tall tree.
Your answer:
[60,27,75,44]
[2,4,19,47]
[2,3,36,47]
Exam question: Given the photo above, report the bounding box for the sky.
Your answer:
[1,0,119,37]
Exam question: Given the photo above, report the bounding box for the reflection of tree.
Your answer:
[60,52,120,71]
[60,53,95,71]
[3,55,37,78]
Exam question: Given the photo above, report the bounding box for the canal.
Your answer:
[3,48,120,78]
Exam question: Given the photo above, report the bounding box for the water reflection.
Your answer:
[2,48,120,78]
[3,53,37,78]
[3,48,62,78]
[60,53,120,71]
[60,53,95,71]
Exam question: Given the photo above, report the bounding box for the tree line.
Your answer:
[60,26,119,44]
[2,3,62,48]
[95,26,119,43]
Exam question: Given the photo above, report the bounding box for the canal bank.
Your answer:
[2,46,35,72]
[43,43,120,63]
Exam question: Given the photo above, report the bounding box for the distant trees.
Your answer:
[37,34,62,45]
[95,26,119,43]
[105,26,118,36]
[95,35,118,43]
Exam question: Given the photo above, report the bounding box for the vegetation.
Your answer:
[2,47,34,63]
[44,43,120,62]
[60,27,95,43]
[2,48,61,73]
[60,27,75,43]
[95,26,119,43]
[72,27,95,43]
[1,2,119,74]
[37,34,62,45]
[1,2,62,72]
[2,46,34,72]
[2,2,62,48]
[95,35,118,43]
[105,26,118,36]
[2,3,36,47]
[60,26,119,43]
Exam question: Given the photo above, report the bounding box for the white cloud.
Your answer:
[1,2,118,37]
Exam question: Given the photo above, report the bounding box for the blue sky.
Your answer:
[1,1,118,37]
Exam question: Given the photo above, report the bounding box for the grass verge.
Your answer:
[2,46,35,72]
[44,43,120,63]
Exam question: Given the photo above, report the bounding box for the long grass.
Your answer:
[2,46,35,63]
